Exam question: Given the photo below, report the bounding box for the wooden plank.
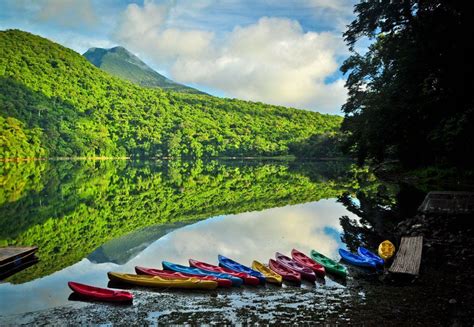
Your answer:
[0,246,38,266]
[389,236,423,275]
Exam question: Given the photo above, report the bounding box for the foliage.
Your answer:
[0,30,341,159]
[83,46,203,94]
[341,1,474,168]
[0,159,352,283]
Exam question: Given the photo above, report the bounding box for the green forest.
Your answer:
[0,30,341,159]
[0,159,354,283]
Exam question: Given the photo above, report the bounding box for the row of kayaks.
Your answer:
[68,243,396,303]
[68,249,346,302]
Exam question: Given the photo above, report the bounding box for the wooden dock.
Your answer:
[0,246,38,268]
[389,236,423,275]
[418,191,474,214]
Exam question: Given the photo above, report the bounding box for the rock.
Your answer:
[412,224,423,229]
[448,298,457,304]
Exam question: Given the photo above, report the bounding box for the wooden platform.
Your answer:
[389,236,423,275]
[418,191,474,214]
[0,246,38,266]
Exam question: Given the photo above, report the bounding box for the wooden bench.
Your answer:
[389,236,423,275]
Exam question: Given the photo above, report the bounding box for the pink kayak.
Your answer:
[291,249,325,277]
[268,259,301,284]
[275,252,316,282]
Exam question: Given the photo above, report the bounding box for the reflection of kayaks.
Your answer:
[107,272,218,289]
[162,261,243,286]
[251,260,282,285]
[269,259,301,284]
[358,247,384,266]
[218,255,266,283]
[189,259,260,285]
[275,252,316,282]
[68,281,133,302]
[338,249,377,268]
[135,266,232,287]
[291,249,325,277]
[378,240,396,260]
[310,250,348,277]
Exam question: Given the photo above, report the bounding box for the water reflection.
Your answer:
[0,199,356,315]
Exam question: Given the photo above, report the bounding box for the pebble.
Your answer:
[448,299,457,304]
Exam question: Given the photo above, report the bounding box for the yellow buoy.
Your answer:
[378,240,396,260]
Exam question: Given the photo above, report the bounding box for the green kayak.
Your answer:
[310,250,348,278]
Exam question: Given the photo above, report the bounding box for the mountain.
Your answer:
[0,29,342,159]
[83,46,202,94]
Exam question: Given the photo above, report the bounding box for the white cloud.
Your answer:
[113,1,348,114]
[35,0,98,28]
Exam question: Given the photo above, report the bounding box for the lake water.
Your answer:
[0,159,409,319]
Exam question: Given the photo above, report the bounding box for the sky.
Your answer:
[0,0,359,114]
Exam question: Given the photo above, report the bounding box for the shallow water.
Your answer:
[0,159,361,318]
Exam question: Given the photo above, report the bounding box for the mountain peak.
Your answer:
[83,46,202,94]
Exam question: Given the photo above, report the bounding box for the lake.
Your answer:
[0,159,425,323]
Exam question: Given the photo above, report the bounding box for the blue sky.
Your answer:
[0,0,360,114]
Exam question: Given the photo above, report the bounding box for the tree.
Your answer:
[341,1,474,168]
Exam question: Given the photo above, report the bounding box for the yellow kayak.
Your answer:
[251,260,282,285]
[107,272,218,290]
[378,240,396,260]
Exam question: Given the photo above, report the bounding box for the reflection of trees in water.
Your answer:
[338,169,426,252]
[0,159,352,283]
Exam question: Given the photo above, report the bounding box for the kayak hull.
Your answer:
[162,261,243,286]
[357,247,384,267]
[108,272,218,290]
[310,250,348,278]
[218,255,266,283]
[251,260,282,285]
[135,266,232,288]
[68,281,133,302]
[275,252,316,282]
[269,259,301,284]
[291,249,325,277]
[189,259,260,285]
[338,249,377,268]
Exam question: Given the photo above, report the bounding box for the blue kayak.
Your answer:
[162,261,243,286]
[218,255,266,283]
[357,247,384,267]
[338,249,377,268]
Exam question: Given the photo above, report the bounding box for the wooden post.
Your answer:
[389,236,423,275]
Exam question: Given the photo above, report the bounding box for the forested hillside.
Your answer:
[83,46,202,94]
[0,30,342,159]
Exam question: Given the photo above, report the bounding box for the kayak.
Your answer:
[251,260,282,285]
[310,250,348,278]
[68,281,133,302]
[378,240,396,260]
[189,259,260,285]
[268,259,301,284]
[135,266,232,288]
[107,272,218,290]
[162,261,243,286]
[275,252,316,282]
[218,255,266,283]
[358,247,384,267]
[338,249,377,268]
[291,249,325,277]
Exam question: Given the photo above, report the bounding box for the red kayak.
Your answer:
[291,249,325,277]
[135,266,232,288]
[275,252,316,282]
[68,281,133,302]
[268,259,301,284]
[189,259,260,285]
